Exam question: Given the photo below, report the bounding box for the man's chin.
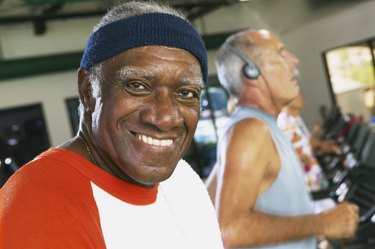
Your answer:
[134,167,176,186]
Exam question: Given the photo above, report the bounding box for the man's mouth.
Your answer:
[136,134,173,147]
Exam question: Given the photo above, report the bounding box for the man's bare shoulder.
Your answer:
[221,117,276,169]
[219,117,279,200]
[228,118,272,145]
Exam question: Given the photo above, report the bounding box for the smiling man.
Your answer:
[0,1,223,249]
[206,29,359,249]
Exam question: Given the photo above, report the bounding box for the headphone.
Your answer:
[226,44,260,80]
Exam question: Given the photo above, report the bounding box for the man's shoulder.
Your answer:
[235,116,268,129]
[0,150,91,206]
[0,157,104,249]
[228,117,272,146]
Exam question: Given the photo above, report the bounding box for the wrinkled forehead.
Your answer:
[104,46,205,87]
[118,66,204,87]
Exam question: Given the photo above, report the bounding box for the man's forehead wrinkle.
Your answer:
[117,64,204,87]
[187,63,202,76]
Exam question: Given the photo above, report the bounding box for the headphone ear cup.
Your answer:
[242,64,260,80]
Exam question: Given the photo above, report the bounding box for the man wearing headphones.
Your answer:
[206,29,359,249]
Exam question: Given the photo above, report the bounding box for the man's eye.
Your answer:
[180,89,195,98]
[122,81,150,95]
[127,82,146,90]
[176,88,201,101]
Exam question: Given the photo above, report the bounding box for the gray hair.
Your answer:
[79,1,188,117]
[215,29,260,98]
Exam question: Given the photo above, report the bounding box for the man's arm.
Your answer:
[205,163,218,205]
[310,123,341,154]
[215,118,359,249]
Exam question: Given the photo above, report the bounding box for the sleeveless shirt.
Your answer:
[218,106,316,249]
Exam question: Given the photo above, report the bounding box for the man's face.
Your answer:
[90,46,203,186]
[254,31,300,107]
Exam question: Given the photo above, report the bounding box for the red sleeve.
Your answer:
[0,158,106,249]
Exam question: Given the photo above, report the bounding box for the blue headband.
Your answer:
[80,13,208,84]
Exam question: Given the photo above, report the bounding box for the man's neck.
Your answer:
[237,86,282,117]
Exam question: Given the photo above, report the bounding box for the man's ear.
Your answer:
[243,73,272,99]
[77,68,95,113]
[246,72,268,86]
[243,73,262,87]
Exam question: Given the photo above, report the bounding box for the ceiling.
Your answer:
[1,0,366,35]
[0,0,241,34]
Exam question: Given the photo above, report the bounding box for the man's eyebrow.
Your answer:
[118,66,155,80]
[181,75,204,88]
[117,65,204,88]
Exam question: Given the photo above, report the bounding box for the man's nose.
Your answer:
[140,93,183,131]
[287,51,299,67]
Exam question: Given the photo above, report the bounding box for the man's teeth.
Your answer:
[137,134,173,146]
